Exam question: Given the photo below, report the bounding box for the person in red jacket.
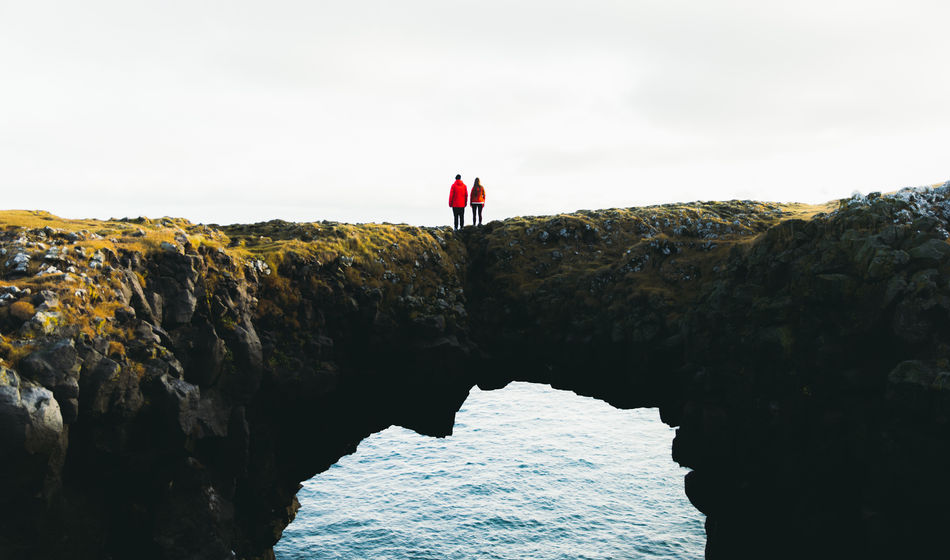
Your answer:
[470,177,486,226]
[448,174,468,230]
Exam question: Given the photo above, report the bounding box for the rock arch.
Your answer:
[1,187,949,559]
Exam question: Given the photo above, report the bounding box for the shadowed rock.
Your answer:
[0,184,948,559]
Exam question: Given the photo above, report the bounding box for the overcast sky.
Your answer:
[1,1,948,226]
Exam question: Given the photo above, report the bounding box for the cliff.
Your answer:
[1,182,949,559]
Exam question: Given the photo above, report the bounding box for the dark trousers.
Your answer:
[452,207,465,229]
[471,203,483,225]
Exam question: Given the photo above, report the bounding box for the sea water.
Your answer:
[275,382,705,559]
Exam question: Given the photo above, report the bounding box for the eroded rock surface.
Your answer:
[0,184,948,559]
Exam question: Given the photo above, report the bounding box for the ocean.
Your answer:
[275,382,706,559]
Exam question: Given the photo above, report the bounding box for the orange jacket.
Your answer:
[449,180,468,207]
[470,184,485,204]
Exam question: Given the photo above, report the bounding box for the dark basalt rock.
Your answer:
[0,185,949,559]
[0,365,66,496]
[19,339,82,423]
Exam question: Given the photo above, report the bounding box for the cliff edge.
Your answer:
[1,182,949,559]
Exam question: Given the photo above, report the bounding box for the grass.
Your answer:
[0,198,839,363]
[0,210,231,255]
[0,339,35,369]
[0,211,233,353]
[220,220,470,334]
[471,200,836,306]
[0,210,471,369]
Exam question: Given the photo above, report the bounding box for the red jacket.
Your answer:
[449,180,468,207]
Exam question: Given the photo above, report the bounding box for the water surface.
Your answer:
[276,382,705,559]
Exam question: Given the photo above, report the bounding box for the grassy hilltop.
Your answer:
[0,198,832,367]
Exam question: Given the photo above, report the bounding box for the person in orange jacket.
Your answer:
[448,174,468,230]
[470,177,486,226]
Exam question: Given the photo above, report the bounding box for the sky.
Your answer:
[1,0,948,226]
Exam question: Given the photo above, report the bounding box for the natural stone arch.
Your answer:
[1,187,949,559]
[243,190,950,559]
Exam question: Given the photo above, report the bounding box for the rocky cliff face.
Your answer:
[1,183,949,559]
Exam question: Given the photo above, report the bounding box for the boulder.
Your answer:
[908,238,950,264]
[78,350,144,418]
[122,270,156,324]
[18,339,82,423]
[0,366,66,500]
[165,288,197,326]
[156,373,201,436]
